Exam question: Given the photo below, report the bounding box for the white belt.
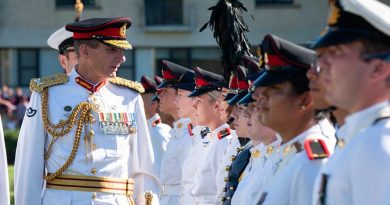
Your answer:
[162,184,182,196]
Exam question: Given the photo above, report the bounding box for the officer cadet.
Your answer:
[157,60,180,122]
[153,75,175,127]
[223,59,280,205]
[306,55,349,127]
[247,34,336,205]
[14,17,160,205]
[0,115,9,205]
[230,98,279,205]
[157,60,194,205]
[47,27,78,74]
[310,1,390,204]
[188,67,232,205]
[140,75,172,178]
[216,66,252,204]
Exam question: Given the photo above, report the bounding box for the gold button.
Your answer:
[92,192,97,199]
[220,197,226,202]
[91,168,97,174]
[230,155,236,161]
[227,196,231,200]
[224,177,229,182]
[337,139,345,148]
[230,186,234,190]
[225,166,231,171]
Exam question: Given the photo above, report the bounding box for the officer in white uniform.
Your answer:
[311,1,390,204]
[141,75,172,177]
[14,17,160,205]
[157,61,194,205]
[247,34,336,205]
[47,26,78,74]
[0,115,10,205]
[188,67,232,205]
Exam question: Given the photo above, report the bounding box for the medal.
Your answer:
[88,93,103,113]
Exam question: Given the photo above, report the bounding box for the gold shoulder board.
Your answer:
[109,77,145,93]
[30,73,69,93]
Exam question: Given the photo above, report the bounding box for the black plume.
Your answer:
[200,0,253,82]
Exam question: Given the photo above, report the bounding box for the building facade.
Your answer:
[0,0,357,88]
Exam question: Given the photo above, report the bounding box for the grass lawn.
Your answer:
[8,165,14,205]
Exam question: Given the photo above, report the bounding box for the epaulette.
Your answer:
[30,73,69,93]
[109,77,145,93]
[152,118,161,127]
[218,128,231,140]
[188,123,194,136]
[304,139,330,160]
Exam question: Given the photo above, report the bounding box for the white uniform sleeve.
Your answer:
[14,91,46,205]
[0,115,10,205]
[130,94,161,205]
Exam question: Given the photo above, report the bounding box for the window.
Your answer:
[256,0,293,6]
[56,0,97,8]
[18,49,39,86]
[155,48,223,76]
[116,50,135,80]
[145,0,183,26]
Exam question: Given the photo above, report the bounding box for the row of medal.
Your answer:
[97,112,137,135]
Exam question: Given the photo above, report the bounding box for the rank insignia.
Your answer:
[26,107,37,117]
[152,118,161,127]
[98,112,137,135]
[187,123,194,136]
[304,139,330,160]
[218,128,230,140]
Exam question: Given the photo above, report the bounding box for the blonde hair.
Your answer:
[206,90,222,102]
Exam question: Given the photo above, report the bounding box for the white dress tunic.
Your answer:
[254,119,336,205]
[159,118,192,205]
[181,125,206,205]
[312,101,390,205]
[14,70,161,205]
[147,113,172,179]
[191,123,231,205]
[0,115,10,205]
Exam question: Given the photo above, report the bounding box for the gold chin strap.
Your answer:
[41,87,94,182]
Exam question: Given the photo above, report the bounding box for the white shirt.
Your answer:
[159,118,192,205]
[312,101,390,205]
[14,69,160,205]
[181,125,206,205]
[231,138,281,205]
[147,113,171,178]
[0,115,10,205]
[191,123,231,205]
[255,119,336,205]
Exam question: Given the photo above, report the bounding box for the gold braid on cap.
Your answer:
[109,77,145,93]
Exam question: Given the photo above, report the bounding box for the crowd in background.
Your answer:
[0,85,29,130]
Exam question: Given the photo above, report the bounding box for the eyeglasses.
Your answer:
[310,58,322,75]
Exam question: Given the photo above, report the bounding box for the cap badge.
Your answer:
[120,24,127,37]
[328,0,341,25]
